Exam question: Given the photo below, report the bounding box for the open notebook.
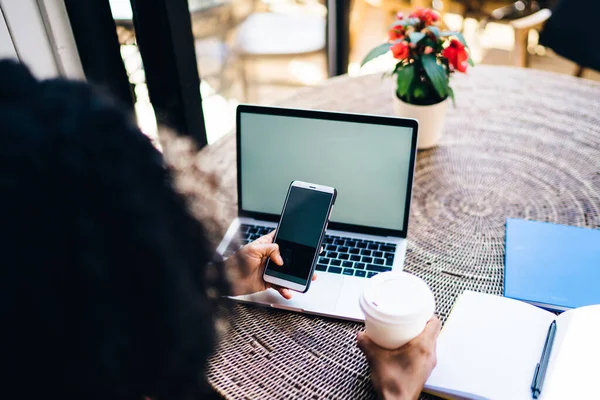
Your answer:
[424,291,600,400]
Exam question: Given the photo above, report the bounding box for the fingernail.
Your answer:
[277,255,284,265]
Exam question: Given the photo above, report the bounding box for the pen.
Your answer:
[531,320,557,399]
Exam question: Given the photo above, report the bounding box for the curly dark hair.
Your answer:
[0,60,228,400]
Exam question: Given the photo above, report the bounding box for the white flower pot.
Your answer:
[393,96,448,149]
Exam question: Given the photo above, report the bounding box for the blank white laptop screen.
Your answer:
[239,111,414,231]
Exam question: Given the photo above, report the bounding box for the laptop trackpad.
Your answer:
[233,273,343,314]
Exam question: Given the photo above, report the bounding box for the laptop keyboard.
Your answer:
[224,223,395,278]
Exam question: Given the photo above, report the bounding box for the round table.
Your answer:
[200,66,600,399]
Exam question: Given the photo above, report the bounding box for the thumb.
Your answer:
[357,331,379,361]
[251,243,283,265]
[421,316,442,346]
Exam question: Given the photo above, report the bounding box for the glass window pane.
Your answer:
[110,0,158,145]
[109,0,328,145]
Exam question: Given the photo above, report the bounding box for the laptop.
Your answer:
[216,105,418,322]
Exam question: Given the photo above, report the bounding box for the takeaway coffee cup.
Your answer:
[359,271,435,349]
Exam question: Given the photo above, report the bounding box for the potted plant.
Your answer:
[361,8,473,149]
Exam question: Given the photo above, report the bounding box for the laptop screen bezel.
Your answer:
[236,105,418,239]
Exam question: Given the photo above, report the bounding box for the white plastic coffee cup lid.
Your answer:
[360,271,435,324]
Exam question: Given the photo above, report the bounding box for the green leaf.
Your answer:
[422,54,448,98]
[427,26,440,38]
[468,57,475,67]
[440,31,469,48]
[389,18,420,29]
[409,32,426,44]
[396,64,415,97]
[412,82,430,99]
[440,57,451,77]
[454,32,469,48]
[447,86,456,108]
[361,43,392,67]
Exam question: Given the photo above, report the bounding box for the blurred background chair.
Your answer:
[232,0,327,101]
[507,0,600,76]
[509,8,551,68]
[449,0,554,26]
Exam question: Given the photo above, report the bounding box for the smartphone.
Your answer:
[263,181,337,293]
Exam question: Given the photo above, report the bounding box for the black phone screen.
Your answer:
[265,186,333,285]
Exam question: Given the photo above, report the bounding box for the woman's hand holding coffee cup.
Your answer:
[357,317,441,400]
[357,271,439,398]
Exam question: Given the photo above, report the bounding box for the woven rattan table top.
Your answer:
[201,66,600,399]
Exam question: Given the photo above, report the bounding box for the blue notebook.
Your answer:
[504,218,600,312]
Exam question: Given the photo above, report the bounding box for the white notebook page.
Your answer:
[541,305,600,400]
[425,291,556,400]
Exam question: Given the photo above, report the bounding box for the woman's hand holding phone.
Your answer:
[226,230,318,300]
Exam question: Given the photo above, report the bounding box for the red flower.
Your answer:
[409,8,440,26]
[388,27,405,41]
[391,41,410,60]
[409,8,423,18]
[442,39,469,72]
